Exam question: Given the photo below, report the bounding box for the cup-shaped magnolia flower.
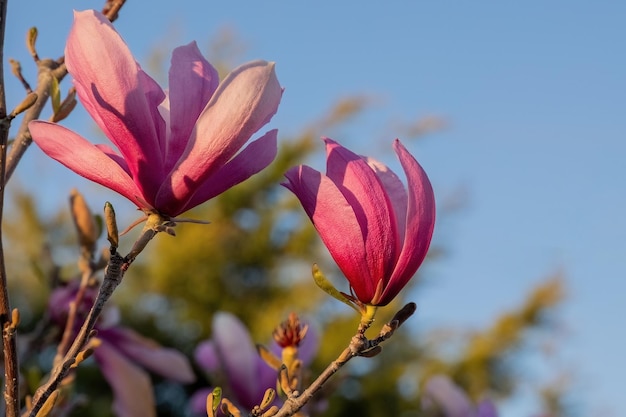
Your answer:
[29,10,282,218]
[283,138,435,306]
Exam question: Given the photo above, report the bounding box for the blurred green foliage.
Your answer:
[3,33,570,417]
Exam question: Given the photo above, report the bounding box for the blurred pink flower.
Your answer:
[422,375,498,417]
[49,282,195,417]
[29,10,282,217]
[283,138,435,306]
[192,312,317,414]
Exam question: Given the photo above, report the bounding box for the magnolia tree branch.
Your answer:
[5,59,65,182]
[4,0,126,184]
[0,0,22,414]
[269,303,417,417]
[24,205,160,417]
[24,248,125,417]
[0,3,128,414]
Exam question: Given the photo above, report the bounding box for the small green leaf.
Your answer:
[50,76,61,114]
[211,387,222,413]
[312,264,359,312]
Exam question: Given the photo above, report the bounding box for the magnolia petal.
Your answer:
[175,129,278,214]
[378,139,435,305]
[160,60,282,210]
[189,388,214,416]
[477,399,499,417]
[102,327,195,383]
[66,10,165,198]
[422,375,473,417]
[213,312,262,408]
[323,138,399,298]
[96,341,157,417]
[29,121,146,208]
[283,165,379,302]
[194,340,220,373]
[365,156,408,246]
[166,42,219,171]
[95,144,130,175]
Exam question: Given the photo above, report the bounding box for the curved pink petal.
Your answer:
[29,121,146,209]
[189,388,213,415]
[283,165,379,302]
[157,60,282,213]
[96,341,157,417]
[422,375,473,417]
[95,144,130,174]
[166,42,219,171]
[323,138,399,298]
[178,129,278,214]
[365,156,408,245]
[102,327,195,383]
[212,312,262,408]
[477,400,499,417]
[378,139,435,305]
[66,10,165,199]
[194,340,220,373]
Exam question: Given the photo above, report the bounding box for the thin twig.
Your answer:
[4,59,65,183]
[4,0,126,185]
[24,250,125,417]
[0,0,21,414]
[53,268,94,367]
[269,303,416,417]
[271,347,355,417]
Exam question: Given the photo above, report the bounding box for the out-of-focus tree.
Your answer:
[3,28,570,417]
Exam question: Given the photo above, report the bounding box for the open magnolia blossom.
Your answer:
[283,138,435,306]
[29,10,282,218]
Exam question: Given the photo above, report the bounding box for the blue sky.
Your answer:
[6,2,626,416]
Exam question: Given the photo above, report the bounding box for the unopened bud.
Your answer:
[104,202,119,249]
[9,92,38,118]
[34,390,58,417]
[256,344,282,370]
[51,87,77,122]
[359,345,382,358]
[27,27,39,61]
[70,189,99,255]
[278,365,292,395]
[391,302,417,328]
[9,59,21,79]
[260,388,276,411]
[206,387,222,416]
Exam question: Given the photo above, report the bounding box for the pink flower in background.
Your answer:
[49,282,195,417]
[29,10,282,217]
[283,138,435,306]
[422,375,498,417]
[192,312,276,412]
[191,312,317,414]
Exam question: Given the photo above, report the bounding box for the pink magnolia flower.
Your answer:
[29,10,282,217]
[191,312,318,414]
[422,375,498,417]
[49,282,195,417]
[283,138,435,306]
